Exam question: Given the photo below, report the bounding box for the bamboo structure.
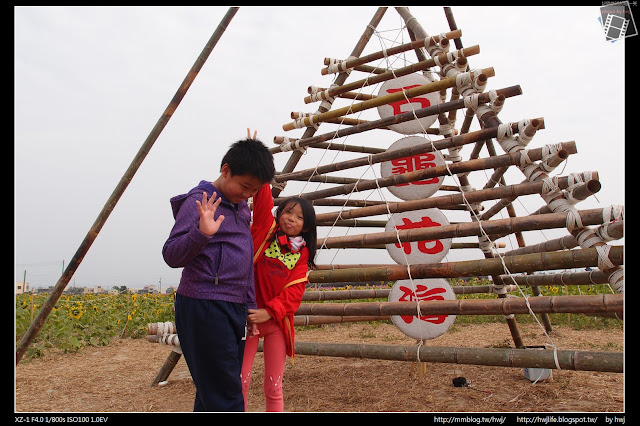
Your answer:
[266,5,623,370]
[145,6,623,385]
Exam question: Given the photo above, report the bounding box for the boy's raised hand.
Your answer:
[196,191,225,236]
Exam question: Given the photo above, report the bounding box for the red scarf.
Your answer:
[275,229,306,253]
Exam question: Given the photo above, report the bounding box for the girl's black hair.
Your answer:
[275,197,317,269]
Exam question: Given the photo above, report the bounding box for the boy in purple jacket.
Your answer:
[163,135,275,412]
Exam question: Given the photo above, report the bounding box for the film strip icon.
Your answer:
[603,13,630,39]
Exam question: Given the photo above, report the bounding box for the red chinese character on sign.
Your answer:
[398,284,448,324]
[394,216,443,255]
[386,85,431,115]
[391,153,439,186]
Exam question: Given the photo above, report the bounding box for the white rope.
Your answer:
[595,245,615,270]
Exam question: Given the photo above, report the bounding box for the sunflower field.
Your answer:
[15,292,175,360]
[16,279,620,361]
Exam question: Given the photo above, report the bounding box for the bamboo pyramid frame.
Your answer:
[147,7,623,385]
[12,6,621,381]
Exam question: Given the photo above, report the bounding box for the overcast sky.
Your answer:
[14,6,625,290]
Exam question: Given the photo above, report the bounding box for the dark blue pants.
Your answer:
[175,293,247,412]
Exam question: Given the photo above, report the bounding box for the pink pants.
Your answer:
[241,319,287,412]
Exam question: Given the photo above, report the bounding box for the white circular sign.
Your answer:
[388,278,456,340]
[377,73,440,134]
[380,136,445,200]
[385,208,451,265]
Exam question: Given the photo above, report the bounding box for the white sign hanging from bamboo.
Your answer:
[380,135,445,200]
[376,73,440,134]
[388,278,456,340]
[385,208,451,265]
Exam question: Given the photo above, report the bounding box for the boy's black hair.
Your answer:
[275,197,317,269]
[221,138,275,183]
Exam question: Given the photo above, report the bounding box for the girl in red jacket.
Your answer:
[241,181,317,412]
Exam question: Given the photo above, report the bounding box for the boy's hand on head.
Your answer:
[247,128,257,140]
[196,191,225,236]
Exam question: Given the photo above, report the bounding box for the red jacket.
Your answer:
[251,184,308,359]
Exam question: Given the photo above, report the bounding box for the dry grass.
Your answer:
[15,322,624,413]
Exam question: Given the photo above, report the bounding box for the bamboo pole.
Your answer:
[313,240,505,250]
[292,341,623,373]
[499,269,614,287]
[501,227,619,257]
[353,64,388,74]
[294,315,389,326]
[317,208,609,249]
[302,284,517,301]
[274,136,386,154]
[15,7,240,365]
[147,327,622,374]
[279,175,363,185]
[308,246,623,283]
[295,293,623,317]
[151,348,182,387]
[444,7,464,51]
[273,7,388,199]
[481,178,600,222]
[318,219,388,228]
[288,116,393,129]
[283,68,494,131]
[304,90,377,101]
[305,198,387,207]
[314,174,572,223]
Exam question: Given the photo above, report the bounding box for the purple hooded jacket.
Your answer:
[162,180,257,309]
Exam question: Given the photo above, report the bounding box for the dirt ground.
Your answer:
[15,322,624,413]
